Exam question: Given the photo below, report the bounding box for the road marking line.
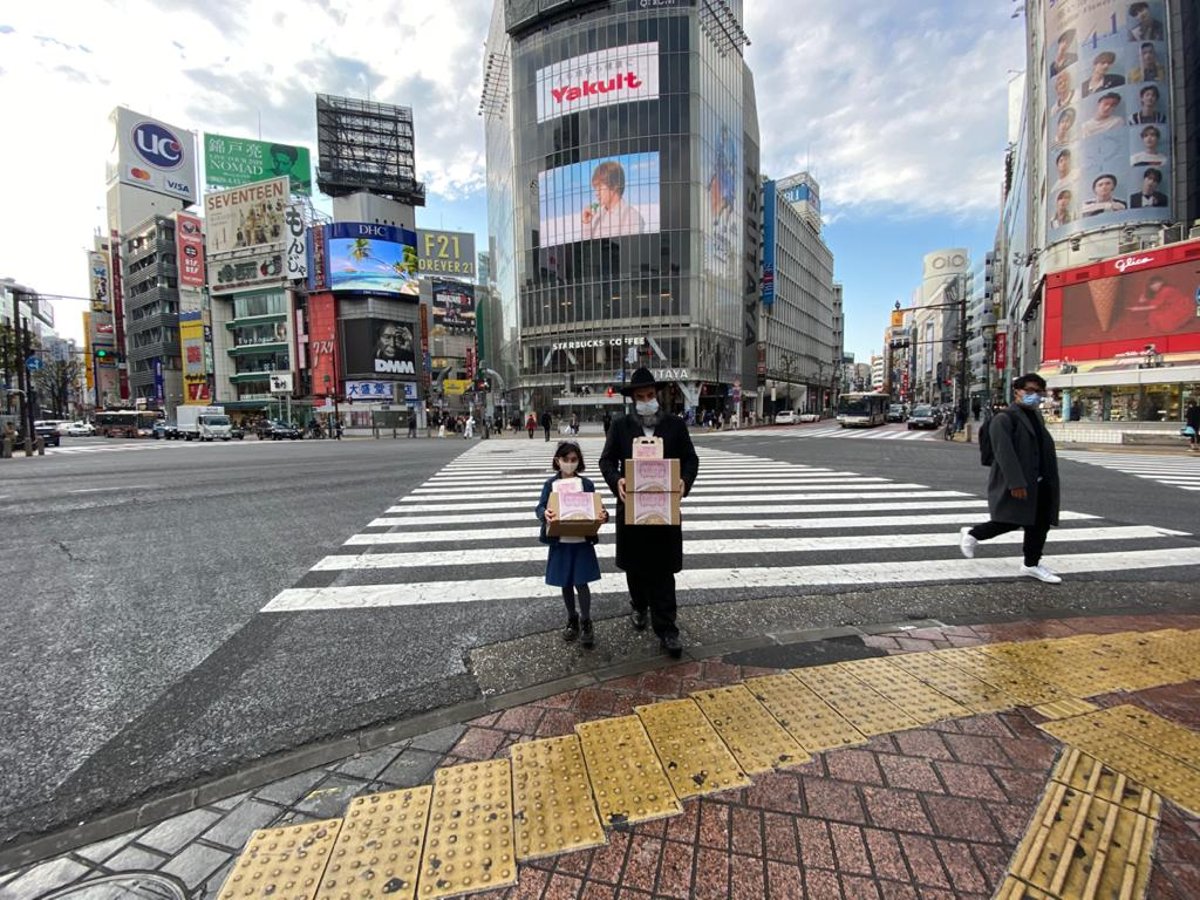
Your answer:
[387,492,975,514]
[69,484,160,493]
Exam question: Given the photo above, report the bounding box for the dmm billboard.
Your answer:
[342,317,418,378]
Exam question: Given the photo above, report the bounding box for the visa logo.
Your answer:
[167,180,192,194]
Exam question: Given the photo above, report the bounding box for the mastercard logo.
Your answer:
[131,167,152,181]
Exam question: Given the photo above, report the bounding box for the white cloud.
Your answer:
[0,0,1023,337]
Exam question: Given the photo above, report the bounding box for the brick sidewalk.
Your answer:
[1,612,1197,900]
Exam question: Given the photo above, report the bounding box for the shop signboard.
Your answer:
[203,132,313,196]
[175,212,206,288]
[203,177,289,255]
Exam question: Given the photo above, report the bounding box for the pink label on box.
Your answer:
[632,438,663,459]
[553,478,582,494]
[633,491,672,524]
[558,491,595,520]
[634,459,671,490]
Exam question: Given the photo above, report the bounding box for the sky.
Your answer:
[0,0,1026,363]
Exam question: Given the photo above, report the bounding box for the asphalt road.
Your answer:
[1,424,1197,849]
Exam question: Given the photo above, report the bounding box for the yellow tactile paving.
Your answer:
[833,658,972,724]
[315,786,431,900]
[977,640,1128,698]
[1051,748,1161,816]
[1002,751,1159,900]
[940,646,1075,706]
[635,698,752,800]
[791,664,921,736]
[218,819,343,900]
[691,684,810,774]
[744,673,868,753]
[1047,704,1200,774]
[508,735,606,861]
[883,650,1016,714]
[575,715,682,827]
[418,759,517,899]
[1032,698,1100,720]
[1040,717,1200,816]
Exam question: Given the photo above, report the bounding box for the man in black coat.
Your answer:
[540,410,553,441]
[599,368,700,658]
[960,373,1062,583]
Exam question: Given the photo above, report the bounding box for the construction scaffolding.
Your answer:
[314,94,426,206]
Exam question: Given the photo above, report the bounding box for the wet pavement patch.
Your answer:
[723,635,886,669]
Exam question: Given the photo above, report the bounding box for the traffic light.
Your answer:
[95,348,110,360]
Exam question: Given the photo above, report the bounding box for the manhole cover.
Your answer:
[38,872,187,900]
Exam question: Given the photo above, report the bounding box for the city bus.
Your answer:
[836,392,889,428]
[95,409,163,438]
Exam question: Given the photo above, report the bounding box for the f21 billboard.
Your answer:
[1044,0,1172,239]
[342,317,418,378]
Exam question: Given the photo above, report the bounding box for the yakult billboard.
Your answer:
[535,42,659,123]
[108,107,198,203]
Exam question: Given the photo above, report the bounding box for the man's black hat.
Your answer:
[620,367,666,396]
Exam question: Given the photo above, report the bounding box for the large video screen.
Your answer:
[431,279,477,335]
[342,317,418,377]
[538,152,661,247]
[327,223,419,295]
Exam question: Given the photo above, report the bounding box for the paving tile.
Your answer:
[730,853,766,899]
[1147,865,1194,900]
[861,787,934,835]
[842,874,883,899]
[377,747,443,787]
[934,840,987,894]
[293,774,365,818]
[405,722,466,753]
[796,817,836,869]
[333,745,404,780]
[863,828,910,883]
[765,860,805,899]
[921,796,1002,843]
[762,812,798,864]
[655,840,694,899]
[892,731,953,761]
[697,799,731,850]
[692,847,731,900]
[702,660,741,684]
[160,843,231,891]
[955,716,1013,739]
[998,735,1056,770]
[0,858,93,898]
[104,844,169,871]
[803,866,844,899]
[877,755,943,793]
[984,801,1032,843]
[251,767,327,806]
[941,733,1008,767]
[208,790,252,812]
[496,704,546,734]
[137,807,222,855]
[829,823,872,876]
[826,749,886,786]
[991,765,1047,804]
[510,865,551,899]
[877,881,920,900]
[932,761,1006,801]
[897,834,950,889]
[73,828,146,864]
[743,771,803,814]
[803,778,867,824]
[580,882,617,900]
[468,711,502,727]
[537,708,581,737]
[664,798,699,843]
[730,807,763,857]
[555,848,593,878]
[967,842,1011,894]
[449,724,508,760]
[587,830,630,885]
[543,872,584,899]
[621,834,662,893]
[535,690,578,710]
[201,799,283,851]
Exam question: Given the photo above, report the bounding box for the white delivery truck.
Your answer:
[177,405,233,441]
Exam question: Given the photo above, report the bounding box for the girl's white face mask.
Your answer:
[559,460,578,475]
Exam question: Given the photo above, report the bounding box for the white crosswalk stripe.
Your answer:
[261,439,1198,614]
[1059,450,1200,492]
[699,424,941,441]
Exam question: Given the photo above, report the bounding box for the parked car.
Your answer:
[907,405,941,430]
[31,420,63,447]
[886,404,907,423]
[65,421,95,437]
[230,425,245,440]
[269,420,303,440]
[774,410,798,425]
[153,421,181,440]
[797,412,821,423]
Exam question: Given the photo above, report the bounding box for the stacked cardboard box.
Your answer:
[548,479,604,537]
[624,438,682,526]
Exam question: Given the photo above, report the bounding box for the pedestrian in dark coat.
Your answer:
[599,368,699,658]
[1185,400,1200,451]
[541,410,553,442]
[960,373,1062,583]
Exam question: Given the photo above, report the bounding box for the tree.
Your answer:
[1,323,39,414]
[350,238,371,262]
[33,357,82,418]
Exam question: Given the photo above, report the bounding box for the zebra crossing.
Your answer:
[701,424,940,441]
[1058,450,1200,492]
[261,440,1200,614]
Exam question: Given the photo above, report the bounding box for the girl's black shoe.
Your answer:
[580,619,594,648]
[562,616,580,642]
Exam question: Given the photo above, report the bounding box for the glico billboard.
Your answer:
[1042,239,1200,365]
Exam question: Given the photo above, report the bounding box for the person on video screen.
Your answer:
[582,161,647,239]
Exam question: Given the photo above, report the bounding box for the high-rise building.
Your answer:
[482,0,758,419]
[760,173,838,415]
[119,216,184,410]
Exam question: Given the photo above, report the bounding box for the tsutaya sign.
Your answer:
[535,42,659,123]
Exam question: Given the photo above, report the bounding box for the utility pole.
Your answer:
[957,273,969,428]
[12,289,36,455]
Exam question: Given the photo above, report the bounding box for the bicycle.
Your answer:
[943,418,958,441]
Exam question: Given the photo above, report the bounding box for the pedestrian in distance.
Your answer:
[599,367,700,659]
[334,419,343,440]
[464,415,475,439]
[541,409,553,442]
[536,441,609,648]
[960,373,1063,583]
[972,398,982,422]
[408,415,417,438]
[526,413,537,439]
[1185,399,1200,451]
[602,410,613,435]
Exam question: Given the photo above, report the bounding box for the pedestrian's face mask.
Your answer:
[559,457,579,475]
[1019,390,1042,406]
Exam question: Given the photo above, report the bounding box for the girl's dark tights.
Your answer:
[562,584,592,620]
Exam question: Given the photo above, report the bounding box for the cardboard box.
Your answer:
[627,458,681,493]
[632,437,663,459]
[548,491,604,537]
[552,477,583,494]
[624,490,682,526]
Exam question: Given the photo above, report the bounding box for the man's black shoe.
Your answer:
[630,608,648,631]
[661,633,683,659]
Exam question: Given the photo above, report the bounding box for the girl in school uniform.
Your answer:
[536,441,608,647]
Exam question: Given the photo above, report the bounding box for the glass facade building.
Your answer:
[483,0,757,416]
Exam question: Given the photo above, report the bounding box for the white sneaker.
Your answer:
[959,527,977,559]
[1021,564,1062,584]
